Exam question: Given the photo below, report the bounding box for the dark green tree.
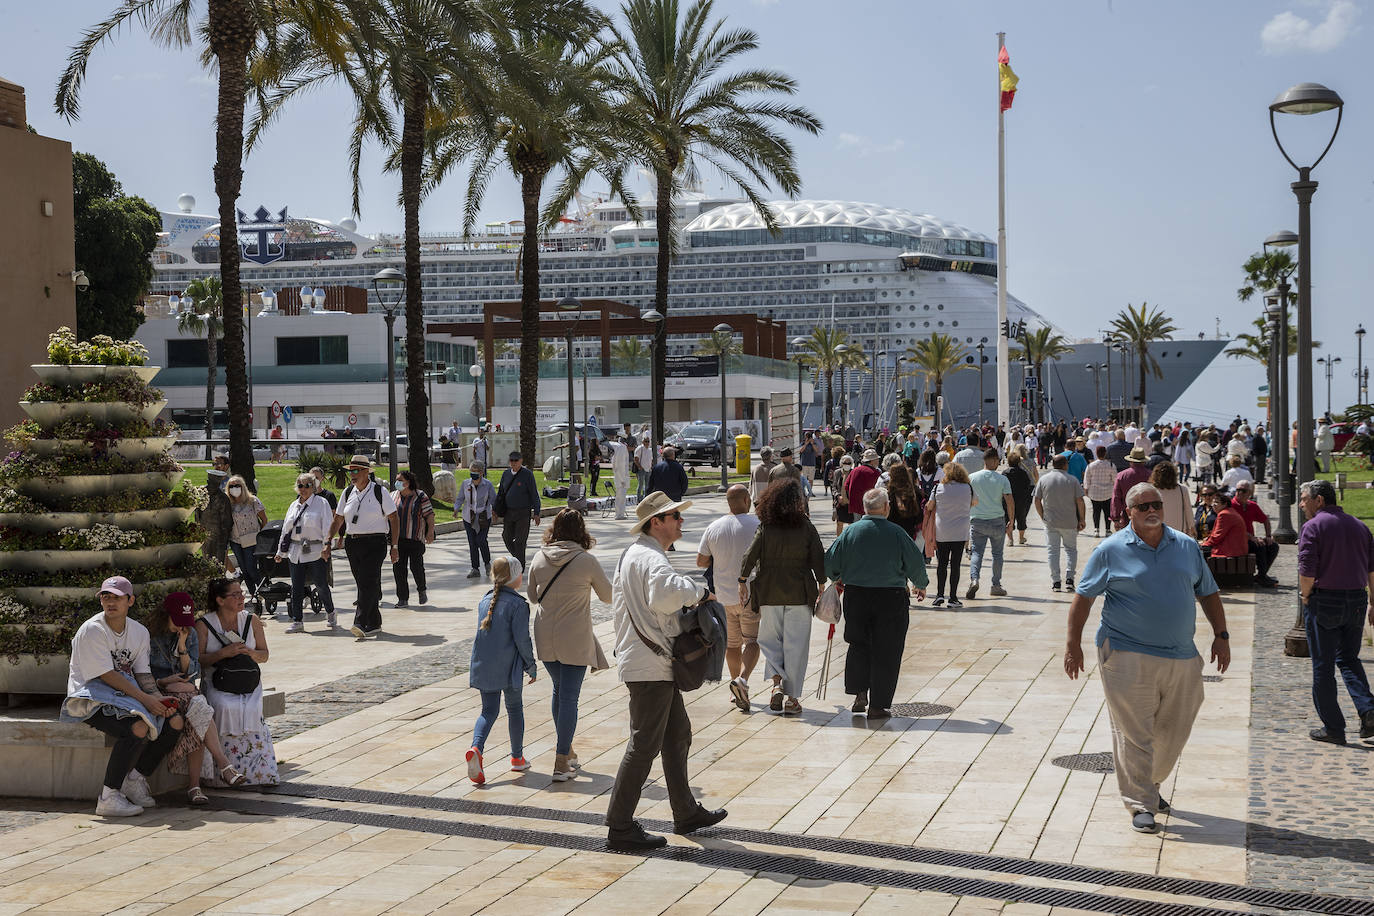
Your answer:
[71,152,160,341]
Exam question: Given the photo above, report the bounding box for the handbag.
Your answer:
[202,614,261,695]
[616,555,713,691]
[493,479,508,518]
[815,581,842,624]
[921,491,938,558]
[529,558,572,617]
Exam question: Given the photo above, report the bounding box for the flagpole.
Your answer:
[996,31,1010,429]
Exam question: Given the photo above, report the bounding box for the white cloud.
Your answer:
[1261,0,1360,53]
[836,132,904,156]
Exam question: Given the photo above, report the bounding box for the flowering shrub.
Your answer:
[45,327,147,367]
[0,451,182,489]
[0,487,43,514]
[58,524,145,551]
[0,553,223,590]
[22,375,162,408]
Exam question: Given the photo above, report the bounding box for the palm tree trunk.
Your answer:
[516,162,548,464]
[205,329,216,461]
[934,377,944,430]
[400,86,433,494]
[824,367,834,427]
[1138,344,1148,417]
[652,166,675,447]
[208,0,254,490]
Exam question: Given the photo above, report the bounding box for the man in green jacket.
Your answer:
[825,487,929,718]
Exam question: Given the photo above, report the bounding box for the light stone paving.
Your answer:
[0,489,1274,914]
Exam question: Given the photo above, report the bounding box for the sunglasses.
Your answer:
[296,484,312,490]
[1130,500,1164,512]
[654,511,682,522]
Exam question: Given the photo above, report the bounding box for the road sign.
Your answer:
[1023,375,1039,390]
[1258,384,1269,392]
[282,405,293,423]
[1257,397,1270,408]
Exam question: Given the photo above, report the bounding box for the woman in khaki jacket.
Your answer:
[739,480,827,715]
[527,509,612,781]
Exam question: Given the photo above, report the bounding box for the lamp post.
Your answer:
[1356,324,1367,406]
[641,309,664,453]
[469,364,483,422]
[1264,230,1298,543]
[875,349,889,431]
[1317,355,1342,417]
[836,343,851,430]
[1270,81,1344,495]
[976,341,986,426]
[1264,297,1282,499]
[791,336,808,445]
[1101,334,1114,421]
[371,268,405,483]
[557,292,581,481]
[713,323,733,492]
[1085,363,1101,420]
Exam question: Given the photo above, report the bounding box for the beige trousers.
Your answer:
[1097,639,1204,814]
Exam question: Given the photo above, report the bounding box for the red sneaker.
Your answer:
[510,756,531,772]
[465,746,485,785]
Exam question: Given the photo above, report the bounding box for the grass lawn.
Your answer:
[1317,459,1374,533]
[185,461,750,523]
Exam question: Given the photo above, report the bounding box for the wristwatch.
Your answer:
[1216,631,1229,640]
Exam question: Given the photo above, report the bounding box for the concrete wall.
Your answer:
[0,79,76,429]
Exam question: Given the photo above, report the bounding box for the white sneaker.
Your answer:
[97,786,143,817]
[121,770,155,807]
[285,621,305,633]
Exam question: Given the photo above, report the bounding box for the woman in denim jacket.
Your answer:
[465,556,537,785]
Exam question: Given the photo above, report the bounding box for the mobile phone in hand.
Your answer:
[160,697,178,708]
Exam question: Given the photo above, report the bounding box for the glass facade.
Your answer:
[689,225,993,260]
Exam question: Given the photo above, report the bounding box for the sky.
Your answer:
[4,0,1371,426]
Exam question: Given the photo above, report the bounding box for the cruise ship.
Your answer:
[149,194,1227,429]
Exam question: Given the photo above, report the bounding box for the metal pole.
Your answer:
[995,31,1009,427]
[1355,325,1365,406]
[566,328,576,482]
[1103,342,1112,423]
[1294,169,1317,493]
[1267,311,1280,499]
[384,310,398,484]
[582,363,591,482]
[977,343,985,426]
[718,355,729,492]
[796,359,804,445]
[1274,280,1296,542]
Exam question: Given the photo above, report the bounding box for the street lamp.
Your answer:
[791,336,808,444]
[713,322,733,492]
[1085,364,1101,420]
[469,364,483,422]
[1270,81,1344,496]
[641,309,664,450]
[875,349,888,431]
[976,340,986,426]
[1264,297,1282,498]
[1317,354,1342,417]
[835,344,851,429]
[557,292,582,481]
[1263,230,1298,544]
[371,267,405,483]
[1356,324,1367,406]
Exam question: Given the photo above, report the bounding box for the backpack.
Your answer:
[616,554,716,691]
[202,614,261,695]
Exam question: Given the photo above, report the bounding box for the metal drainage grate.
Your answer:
[1052,752,1115,773]
[247,783,1374,916]
[1202,675,1223,683]
[889,703,955,718]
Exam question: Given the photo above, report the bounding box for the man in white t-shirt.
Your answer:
[634,435,655,500]
[330,455,400,639]
[61,576,184,817]
[607,430,632,519]
[696,484,762,711]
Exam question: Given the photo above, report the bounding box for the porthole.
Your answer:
[937,304,944,310]
[938,321,944,327]
[924,321,930,328]
[952,320,959,327]
[923,304,931,311]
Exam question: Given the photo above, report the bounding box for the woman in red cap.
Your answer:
[147,591,246,804]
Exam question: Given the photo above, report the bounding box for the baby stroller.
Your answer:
[251,523,323,618]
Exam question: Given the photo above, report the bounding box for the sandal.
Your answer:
[187,786,209,806]
[219,765,248,787]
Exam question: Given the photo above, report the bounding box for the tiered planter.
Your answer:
[1,348,215,695]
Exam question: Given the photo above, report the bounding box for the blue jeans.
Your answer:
[637,470,651,499]
[543,661,587,755]
[1305,589,1374,736]
[464,519,491,572]
[473,686,524,758]
[289,558,333,622]
[230,541,260,593]
[1045,527,1079,583]
[968,517,1007,587]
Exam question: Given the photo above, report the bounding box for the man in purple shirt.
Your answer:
[1297,479,1374,745]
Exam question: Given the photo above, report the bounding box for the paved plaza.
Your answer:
[2,489,1372,915]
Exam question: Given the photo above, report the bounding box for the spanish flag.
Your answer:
[999,45,1018,112]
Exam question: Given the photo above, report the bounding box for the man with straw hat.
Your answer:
[1110,448,1153,531]
[605,492,727,851]
[329,455,398,638]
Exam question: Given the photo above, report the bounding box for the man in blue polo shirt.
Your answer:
[1064,481,1230,835]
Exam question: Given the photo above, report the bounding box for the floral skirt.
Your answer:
[165,692,216,776]
[207,724,279,786]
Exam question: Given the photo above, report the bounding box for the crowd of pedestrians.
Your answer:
[64,412,1373,847]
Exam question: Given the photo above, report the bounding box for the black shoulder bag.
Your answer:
[203,614,262,695]
[617,555,712,691]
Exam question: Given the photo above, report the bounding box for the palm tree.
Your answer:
[694,329,742,368]
[1224,316,1316,364]
[539,341,559,362]
[57,0,349,490]
[477,338,514,364]
[797,326,865,428]
[176,277,224,454]
[1109,302,1177,414]
[251,0,585,493]
[612,0,822,446]
[1237,250,1297,304]
[903,334,970,427]
[610,337,649,373]
[430,16,631,462]
[1009,326,1073,422]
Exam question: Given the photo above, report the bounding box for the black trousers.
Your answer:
[502,511,533,570]
[1011,497,1031,532]
[1091,498,1112,531]
[392,537,427,603]
[346,533,388,632]
[935,540,964,597]
[1250,538,1279,579]
[605,680,697,831]
[841,585,910,712]
[86,708,184,791]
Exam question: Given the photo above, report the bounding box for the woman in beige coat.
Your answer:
[526,508,612,781]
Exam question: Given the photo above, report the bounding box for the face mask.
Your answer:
[227,486,242,496]
[470,472,481,479]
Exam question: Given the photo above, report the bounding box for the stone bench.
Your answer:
[0,687,284,799]
[1206,554,1258,588]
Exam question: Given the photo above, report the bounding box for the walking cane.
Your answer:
[815,623,835,700]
